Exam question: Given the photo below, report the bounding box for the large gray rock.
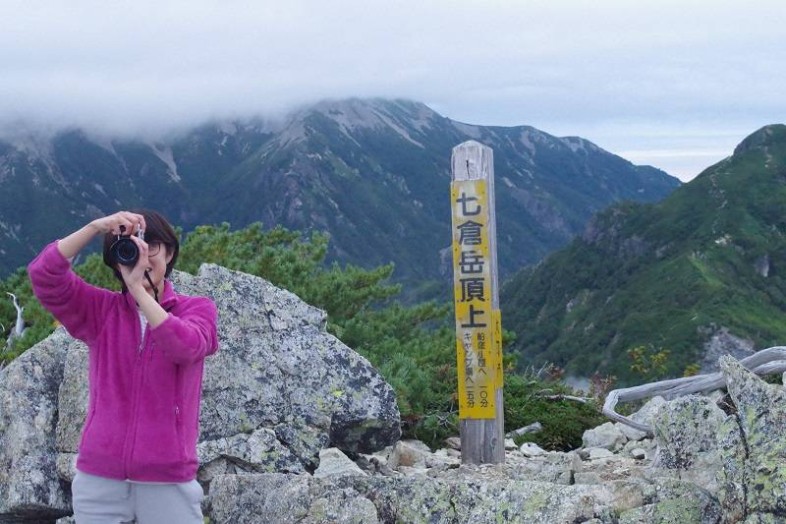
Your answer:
[0,331,72,522]
[1,264,401,521]
[179,266,400,460]
[313,448,368,479]
[618,396,665,442]
[616,478,721,524]
[647,355,786,523]
[717,356,786,521]
[700,327,756,373]
[651,394,727,493]
[582,421,627,451]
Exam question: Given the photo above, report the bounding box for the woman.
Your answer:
[28,210,219,524]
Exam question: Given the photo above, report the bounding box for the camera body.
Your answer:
[109,229,145,267]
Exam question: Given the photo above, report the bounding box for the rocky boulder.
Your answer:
[0,264,401,521]
[651,395,728,494]
[716,356,786,522]
[0,331,72,522]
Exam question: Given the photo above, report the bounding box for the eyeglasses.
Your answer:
[148,242,164,257]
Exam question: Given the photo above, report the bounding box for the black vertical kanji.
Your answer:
[456,192,481,216]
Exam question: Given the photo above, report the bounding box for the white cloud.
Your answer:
[0,0,783,180]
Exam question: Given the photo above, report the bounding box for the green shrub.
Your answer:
[503,373,606,451]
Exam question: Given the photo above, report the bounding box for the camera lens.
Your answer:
[110,237,139,266]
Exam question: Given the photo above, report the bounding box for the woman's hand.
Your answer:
[57,211,147,260]
[117,234,151,292]
[89,211,147,236]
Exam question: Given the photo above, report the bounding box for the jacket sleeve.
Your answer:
[27,241,113,344]
[151,297,219,365]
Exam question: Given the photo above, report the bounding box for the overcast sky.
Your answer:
[1,0,783,181]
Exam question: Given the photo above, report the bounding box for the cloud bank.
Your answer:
[1,0,783,180]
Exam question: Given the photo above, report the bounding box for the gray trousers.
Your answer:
[72,471,204,524]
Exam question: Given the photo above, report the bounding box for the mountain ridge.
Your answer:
[0,98,680,297]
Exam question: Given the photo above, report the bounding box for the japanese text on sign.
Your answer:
[451,180,502,419]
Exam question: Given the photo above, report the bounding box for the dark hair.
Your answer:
[102,209,180,288]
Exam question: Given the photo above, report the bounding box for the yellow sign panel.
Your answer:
[451,180,502,419]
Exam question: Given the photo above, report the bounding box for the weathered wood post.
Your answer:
[450,140,505,464]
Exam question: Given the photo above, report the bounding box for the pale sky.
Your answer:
[1,0,784,182]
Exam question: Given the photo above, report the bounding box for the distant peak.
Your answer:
[560,135,602,154]
[277,97,442,149]
[306,97,439,128]
[312,97,428,112]
[733,124,786,156]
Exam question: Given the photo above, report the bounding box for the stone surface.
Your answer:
[179,265,401,460]
[519,442,547,457]
[582,421,627,451]
[617,479,721,524]
[651,394,727,497]
[584,448,615,461]
[313,448,367,479]
[444,436,461,450]
[0,330,72,521]
[208,470,716,524]
[388,440,432,470]
[717,356,786,521]
[700,327,756,373]
[629,448,647,460]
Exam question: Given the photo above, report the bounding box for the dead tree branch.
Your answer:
[602,346,786,437]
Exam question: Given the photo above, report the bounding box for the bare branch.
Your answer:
[603,346,786,436]
[539,393,591,404]
[4,292,27,351]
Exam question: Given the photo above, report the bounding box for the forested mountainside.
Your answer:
[501,124,786,384]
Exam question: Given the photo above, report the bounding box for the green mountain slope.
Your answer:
[501,124,786,384]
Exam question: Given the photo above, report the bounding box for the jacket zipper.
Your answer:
[174,367,184,460]
[138,313,147,353]
[123,312,148,479]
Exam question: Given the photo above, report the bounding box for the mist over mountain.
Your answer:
[501,124,786,384]
[0,98,679,297]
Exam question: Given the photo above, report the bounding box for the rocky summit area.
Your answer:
[1,264,785,523]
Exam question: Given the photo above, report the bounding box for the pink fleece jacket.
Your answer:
[28,242,219,482]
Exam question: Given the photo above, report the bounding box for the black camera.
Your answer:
[109,229,144,267]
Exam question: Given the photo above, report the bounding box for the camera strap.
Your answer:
[143,271,159,303]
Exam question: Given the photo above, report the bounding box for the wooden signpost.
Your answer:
[450,140,505,464]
